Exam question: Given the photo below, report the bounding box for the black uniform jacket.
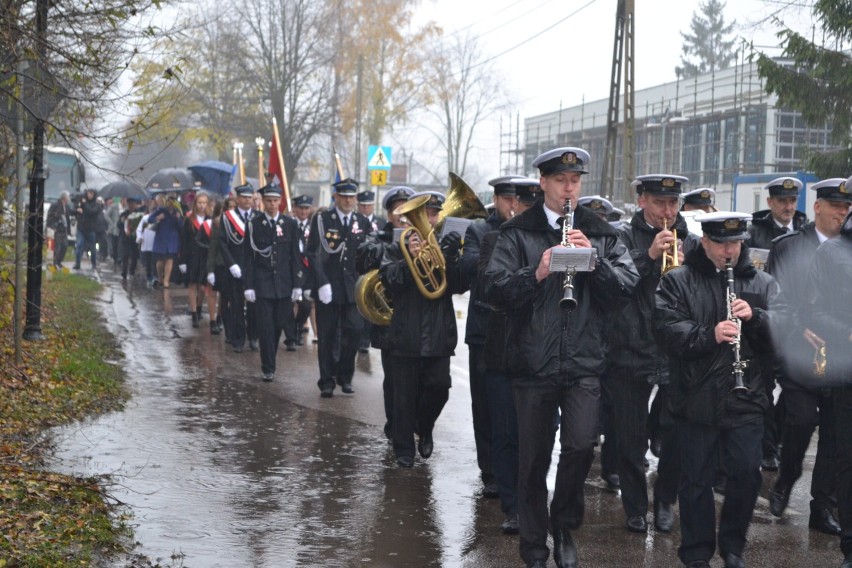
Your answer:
[765,223,824,389]
[179,215,207,266]
[479,231,509,374]
[461,213,503,346]
[747,209,808,249]
[484,200,639,383]
[218,209,254,271]
[244,213,304,300]
[654,245,785,427]
[808,216,852,387]
[378,234,465,358]
[306,209,374,305]
[609,211,701,382]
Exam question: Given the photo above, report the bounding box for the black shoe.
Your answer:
[551,525,579,568]
[686,562,711,568]
[626,515,648,533]
[643,456,649,468]
[396,456,413,468]
[320,388,333,398]
[649,436,662,458]
[296,337,305,346]
[809,507,842,535]
[842,553,852,568]
[527,561,547,568]
[602,472,620,490]
[482,480,500,499]
[418,434,433,459]
[191,313,199,328]
[501,513,519,535]
[210,321,220,335]
[654,500,674,533]
[341,383,354,394]
[761,455,779,471]
[285,341,296,352]
[262,372,274,382]
[72,264,81,270]
[232,344,244,353]
[721,552,745,568]
[713,476,727,495]
[358,347,369,354]
[769,483,791,517]
[312,338,318,344]
[249,339,258,351]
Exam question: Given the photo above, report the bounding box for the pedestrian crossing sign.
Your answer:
[371,169,387,186]
[367,145,392,170]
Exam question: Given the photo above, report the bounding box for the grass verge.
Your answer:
[0,270,130,567]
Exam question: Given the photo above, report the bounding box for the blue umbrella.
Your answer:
[188,161,236,197]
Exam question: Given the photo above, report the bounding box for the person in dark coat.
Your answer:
[306,178,374,397]
[291,194,315,346]
[461,175,519,498]
[46,191,71,268]
[379,191,465,468]
[808,204,852,568]
[118,197,144,280]
[73,188,102,270]
[485,147,638,568]
[608,174,701,535]
[148,192,184,288]
[765,178,851,536]
[655,211,785,568]
[243,185,304,382]
[356,186,415,442]
[218,184,258,352]
[179,191,211,327]
[746,176,808,472]
[356,189,385,352]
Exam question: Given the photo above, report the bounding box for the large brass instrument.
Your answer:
[661,219,679,274]
[354,172,487,325]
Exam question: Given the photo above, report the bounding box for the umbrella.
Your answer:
[99,180,149,201]
[188,160,236,197]
[145,167,204,193]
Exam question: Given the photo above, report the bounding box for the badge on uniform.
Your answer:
[351,220,362,234]
[276,225,283,237]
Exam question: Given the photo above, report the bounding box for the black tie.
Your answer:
[343,215,349,228]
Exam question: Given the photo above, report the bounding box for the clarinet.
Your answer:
[559,198,578,312]
[725,259,748,392]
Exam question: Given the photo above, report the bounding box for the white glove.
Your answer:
[291,288,303,302]
[229,264,242,279]
[303,289,312,300]
[136,237,143,244]
[318,283,332,304]
[178,264,187,274]
[244,289,256,303]
[207,272,215,286]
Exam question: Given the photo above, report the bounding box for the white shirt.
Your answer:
[815,227,830,244]
[544,204,562,230]
[773,218,793,232]
[266,214,279,224]
[335,207,351,226]
[238,208,252,222]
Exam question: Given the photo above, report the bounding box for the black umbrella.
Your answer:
[99,180,149,200]
[145,167,204,193]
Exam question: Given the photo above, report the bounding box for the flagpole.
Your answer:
[333,146,345,180]
[272,117,292,210]
[255,137,265,191]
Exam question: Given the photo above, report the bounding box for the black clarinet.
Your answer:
[559,198,578,312]
[725,259,748,392]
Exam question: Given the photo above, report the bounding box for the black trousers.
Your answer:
[469,344,493,482]
[53,232,68,266]
[387,354,451,459]
[222,276,257,348]
[255,296,294,375]
[316,302,362,391]
[486,368,518,515]
[120,237,138,277]
[834,386,852,557]
[514,376,600,565]
[678,420,763,565]
[295,298,311,332]
[762,370,780,460]
[777,388,836,509]
[599,374,619,479]
[381,349,394,439]
[604,376,681,518]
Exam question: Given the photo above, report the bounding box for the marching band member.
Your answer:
[291,195,315,346]
[243,184,304,382]
[485,147,638,568]
[306,178,374,397]
[681,188,717,213]
[608,174,699,534]
[655,212,784,568]
[765,178,851,535]
[219,184,258,352]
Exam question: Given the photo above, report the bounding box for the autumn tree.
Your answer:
[676,0,737,79]
[757,0,852,176]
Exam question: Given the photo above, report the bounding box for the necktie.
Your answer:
[343,216,349,230]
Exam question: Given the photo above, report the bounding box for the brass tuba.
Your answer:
[355,269,393,326]
[434,172,489,234]
[397,194,448,300]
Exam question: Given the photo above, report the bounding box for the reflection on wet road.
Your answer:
[49,269,843,567]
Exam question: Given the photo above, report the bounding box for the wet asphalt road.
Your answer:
[49,265,845,567]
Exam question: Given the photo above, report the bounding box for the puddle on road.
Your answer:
[46,277,489,568]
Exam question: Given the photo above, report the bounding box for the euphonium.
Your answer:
[355,269,393,326]
[397,194,448,300]
[661,218,679,274]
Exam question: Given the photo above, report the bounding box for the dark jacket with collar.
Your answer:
[610,211,701,382]
[808,215,852,387]
[765,223,824,390]
[461,213,504,346]
[484,200,638,382]
[654,244,784,427]
[218,209,254,272]
[747,209,808,250]
[306,209,373,305]
[244,213,304,300]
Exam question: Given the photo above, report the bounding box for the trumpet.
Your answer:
[725,258,749,392]
[661,219,679,274]
[559,198,578,312]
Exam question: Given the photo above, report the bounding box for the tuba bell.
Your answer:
[355,269,393,326]
[434,172,489,234]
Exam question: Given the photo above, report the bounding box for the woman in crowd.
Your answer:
[180,191,210,327]
[148,192,183,289]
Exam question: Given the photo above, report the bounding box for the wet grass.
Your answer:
[0,270,131,567]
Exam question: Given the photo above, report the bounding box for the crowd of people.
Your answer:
[46,145,852,568]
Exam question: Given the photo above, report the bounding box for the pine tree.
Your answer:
[756,1,852,176]
[676,0,737,79]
